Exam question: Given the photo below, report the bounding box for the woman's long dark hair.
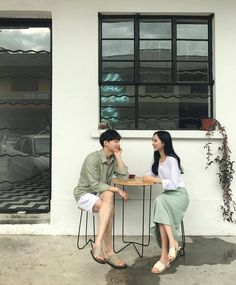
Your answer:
[151,131,183,175]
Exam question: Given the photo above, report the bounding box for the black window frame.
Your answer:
[98,13,214,130]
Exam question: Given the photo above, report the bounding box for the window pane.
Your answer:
[0,24,51,214]
[177,62,208,81]
[138,85,210,129]
[22,139,33,155]
[102,62,134,82]
[0,27,50,52]
[140,20,171,39]
[178,85,210,129]
[102,40,134,60]
[35,137,50,155]
[101,106,135,129]
[177,41,208,61]
[138,85,177,129]
[140,62,172,82]
[101,85,135,106]
[102,19,134,38]
[140,40,171,60]
[177,24,208,39]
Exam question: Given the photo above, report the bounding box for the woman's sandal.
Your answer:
[105,254,127,269]
[168,242,181,262]
[152,261,170,274]
[90,245,106,264]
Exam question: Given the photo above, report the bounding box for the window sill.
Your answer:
[91,129,222,140]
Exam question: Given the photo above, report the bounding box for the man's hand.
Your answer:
[117,189,129,201]
[114,146,122,158]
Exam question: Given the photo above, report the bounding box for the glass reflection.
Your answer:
[177,41,208,61]
[177,24,208,39]
[138,85,209,129]
[0,25,51,213]
[0,27,50,52]
[102,40,134,60]
[102,20,134,38]
[100,82,135,128]
[140,62,172,82]
[177,62,208,81]
[102,62,134,82]
[101,84,135,105]
[140,40,171,60]
[140,20,171,39]
[101,106,135,129]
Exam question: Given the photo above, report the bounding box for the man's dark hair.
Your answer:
[99,129,121,147]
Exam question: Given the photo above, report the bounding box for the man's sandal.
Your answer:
[105,254,127,269]
[90,245,106,264]
[168,242,181,262]
[151,261,170,274]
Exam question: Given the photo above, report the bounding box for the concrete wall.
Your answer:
[0,0,236,235]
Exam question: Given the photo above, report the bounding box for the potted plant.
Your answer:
[201,118,216,131]
[98,121,111,130]
[203,119,236,223]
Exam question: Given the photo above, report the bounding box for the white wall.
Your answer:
[0,0,236,236]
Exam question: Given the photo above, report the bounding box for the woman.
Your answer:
[143,131,189,274]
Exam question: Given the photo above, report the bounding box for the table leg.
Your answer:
[113,184,152,257]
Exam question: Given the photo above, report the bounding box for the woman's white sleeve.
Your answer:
[161,159,180,190]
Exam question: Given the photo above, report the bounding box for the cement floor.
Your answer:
[0,235,236,285]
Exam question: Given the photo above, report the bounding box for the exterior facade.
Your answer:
[0,0,235,236]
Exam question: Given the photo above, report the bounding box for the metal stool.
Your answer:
[180,220,186,257]
[77,209,96,249]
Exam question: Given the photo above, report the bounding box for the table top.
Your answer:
[112,176,154,187]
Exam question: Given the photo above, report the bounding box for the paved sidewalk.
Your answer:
[0,235,236,285]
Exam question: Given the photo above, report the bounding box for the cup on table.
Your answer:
[129,174,135,179]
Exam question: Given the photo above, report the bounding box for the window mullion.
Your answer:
[172,17,177,83]
[134,14,139,129]
[208,16,213,118]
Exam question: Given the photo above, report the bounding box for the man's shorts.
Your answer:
[77,193,100,214]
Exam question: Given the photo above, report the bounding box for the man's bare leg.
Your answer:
[91,191,114,261]
[102,209,113,254]
[102,211,126,267]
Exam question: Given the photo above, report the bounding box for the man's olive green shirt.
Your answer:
[74,149,129,201]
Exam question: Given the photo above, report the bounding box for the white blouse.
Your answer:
[147,156,185,190]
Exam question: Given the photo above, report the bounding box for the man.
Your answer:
[74,129,129,269]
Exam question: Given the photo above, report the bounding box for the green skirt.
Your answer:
[151,187,189,248]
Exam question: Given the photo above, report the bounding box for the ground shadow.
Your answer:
[106,236,236,285]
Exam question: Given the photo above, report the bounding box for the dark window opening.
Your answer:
[0,18,51,214]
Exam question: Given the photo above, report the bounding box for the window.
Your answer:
[14,138,25,152]
[99,14,214,130]
[0,18,51,213]
[22,139,33,155]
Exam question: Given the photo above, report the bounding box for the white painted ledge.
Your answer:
[91,130,222,140]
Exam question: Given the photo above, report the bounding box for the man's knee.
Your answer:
[100,190,114,203]
[93,199,102,212]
